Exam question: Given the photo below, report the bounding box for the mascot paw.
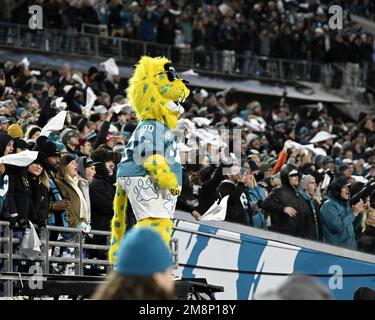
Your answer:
[143,154,178,190]
[169,187,181,196]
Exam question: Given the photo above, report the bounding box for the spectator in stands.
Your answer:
[258,274,333,300]
[24,125,41,145]
[176,143,200,220]
[77,137,93,157]
[55,155,90,232]
[92,227,175,300]
[53,63,72,96]
[157,15,175,45]
[61,129,80,158]
[299,174,323,241]
[320,178,363,249]
[357,192,375,253]
[77,156,97,227]
[78,0,100,31]
[26,152,50,228]
[88,149,116,256]
[217,164,248,225]
[244,162,267,228]
[0,116,10,134]
[0,133,13,156]
[262,164,315,238]
[197,163,224,214]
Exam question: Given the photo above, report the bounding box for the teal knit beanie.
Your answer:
[115,227,173,276]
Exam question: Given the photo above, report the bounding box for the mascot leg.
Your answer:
[109,183,128,264]
[136,217,174,246]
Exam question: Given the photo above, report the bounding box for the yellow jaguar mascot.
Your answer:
[109,56,190,264]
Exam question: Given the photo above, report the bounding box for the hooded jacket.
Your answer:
[262,164,315,238]
[89,158,116,232]
[320,178,361,249]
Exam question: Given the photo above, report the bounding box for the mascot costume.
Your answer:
[109,56,190,264]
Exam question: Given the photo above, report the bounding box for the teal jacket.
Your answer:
[0,175,9,219]
[320,197,361,250]
[245,186,266,229]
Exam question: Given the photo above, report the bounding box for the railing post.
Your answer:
[118,39,123,60]
[213,51,218,72]
[278,59,284,79]
[74,232,83,276]
[143,41,147,55]
[4,222,13,297]
[40,228,49,274]
[167,45,171,59]
[16,24,20,47]
[94,35,99,58]
[4,226,13,296]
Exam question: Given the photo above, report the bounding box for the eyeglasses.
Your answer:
[154,69,179,82]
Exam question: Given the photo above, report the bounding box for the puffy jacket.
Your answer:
[262,164,315,238]
[320,197,361,249]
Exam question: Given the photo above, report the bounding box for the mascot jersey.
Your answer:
[117,119,182,221]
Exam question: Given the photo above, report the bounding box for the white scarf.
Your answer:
[66,175,89,222]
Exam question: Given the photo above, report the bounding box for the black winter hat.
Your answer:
[0,133,13,156]
[34,136,60,157]
[91,148,115,163]
[329,178,350,201]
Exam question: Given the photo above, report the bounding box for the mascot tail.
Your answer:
[109,183,128,264]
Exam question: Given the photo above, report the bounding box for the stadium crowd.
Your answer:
[0,55,374,261]
[1,0,375,73]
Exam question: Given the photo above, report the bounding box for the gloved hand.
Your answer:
[325,169,335,180]
[8,213,18,230]
[17,217,30,229]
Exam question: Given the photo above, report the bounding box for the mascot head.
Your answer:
[127,56,190,129]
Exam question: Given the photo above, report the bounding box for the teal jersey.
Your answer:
[117,120,182,186]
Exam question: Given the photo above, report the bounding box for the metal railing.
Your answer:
[0,220,179,297]
[0,21,324,82]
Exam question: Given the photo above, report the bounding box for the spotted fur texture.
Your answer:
[109,56,190,264]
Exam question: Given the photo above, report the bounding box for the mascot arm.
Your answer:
[143,154,180,195]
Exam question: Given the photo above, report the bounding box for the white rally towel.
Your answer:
[71,73,86,89]
[20,57,30,68]
[200,195,229,221]
[101,57,119,83]
[19,222,42,260]
[40,111,67,137]
[82,87,97,117]
[112,101,131,114]
[0,150,38,167]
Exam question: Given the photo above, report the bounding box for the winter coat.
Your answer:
[6,168,32,222]
[78,177,91,224]
[27,173,50,227]
[320,197,361,249]
[0,174,9,219]
[245,185,266,228]
[299,191,323,241]
[55,175,89,228]
[176,167,196,213]
[197,164,224,214]
[217,180,247,225]
[89,165,116,231]
[262,164,315,238]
